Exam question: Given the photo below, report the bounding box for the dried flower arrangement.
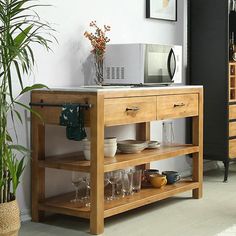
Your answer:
[84,21,111,85]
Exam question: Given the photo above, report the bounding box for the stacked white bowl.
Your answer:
[117,140,148,153]
[82,137,117,160]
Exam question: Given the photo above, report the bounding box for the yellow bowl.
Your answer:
[149,174,167,188]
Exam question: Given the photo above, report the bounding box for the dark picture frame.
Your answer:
[146,0,177,21]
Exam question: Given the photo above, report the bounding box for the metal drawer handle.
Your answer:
[126,107,140,112]
[173,103,185,108]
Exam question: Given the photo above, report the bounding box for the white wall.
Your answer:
[16,0,188,220]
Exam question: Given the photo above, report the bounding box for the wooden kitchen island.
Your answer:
[31,85,203,235]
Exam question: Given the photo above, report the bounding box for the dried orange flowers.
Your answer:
[84,21,111,61]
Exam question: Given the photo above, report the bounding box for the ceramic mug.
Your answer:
[149,174,167,188]
[143,169,159,183]
[162,171,181,184]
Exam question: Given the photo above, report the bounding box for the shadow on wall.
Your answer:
[82,54,95,85]
[61,26,91,86]
[64,38,83,85]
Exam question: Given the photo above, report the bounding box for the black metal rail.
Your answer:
[29,101,92,109]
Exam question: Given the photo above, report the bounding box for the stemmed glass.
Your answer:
[71,171,84,203]
[83,176,91,207]
[107,170,122,200]
[104,173,111,201]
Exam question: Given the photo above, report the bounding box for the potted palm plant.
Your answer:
[0,0,55,235]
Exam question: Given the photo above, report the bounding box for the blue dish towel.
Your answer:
[59,104,87,141]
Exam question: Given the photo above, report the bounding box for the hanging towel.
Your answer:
[59,104,87,141]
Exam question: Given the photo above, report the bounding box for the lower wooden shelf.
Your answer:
[39,180,199,219]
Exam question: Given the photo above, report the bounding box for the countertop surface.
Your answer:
[38,85,203,93]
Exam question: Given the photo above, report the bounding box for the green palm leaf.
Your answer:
[0,0,56,203]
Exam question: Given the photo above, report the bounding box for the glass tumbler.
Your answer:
[162,121,174,145]
[132,169,142,193]
[122,170,133,196]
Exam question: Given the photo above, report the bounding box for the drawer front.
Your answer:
[229,122,236,137]
[229,105,236,120]
[104,96,156,126]
[229,139,236,159]
[156,94,199,120]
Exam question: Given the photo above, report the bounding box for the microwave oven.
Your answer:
[104,44,182,85]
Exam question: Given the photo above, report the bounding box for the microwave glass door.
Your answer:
[144,45,176,84]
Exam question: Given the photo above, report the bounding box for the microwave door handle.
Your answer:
[167,48,177,81]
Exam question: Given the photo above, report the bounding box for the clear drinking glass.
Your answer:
[122,170,133,196]
[162,121,174,145]
[83,176,91,207]
[71,171,84,203]
[104,173,110,201]
[132,169,142,193]
[108,170,122,200]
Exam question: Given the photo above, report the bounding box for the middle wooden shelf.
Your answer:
[39,144,199,173]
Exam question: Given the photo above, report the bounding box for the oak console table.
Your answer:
[31,86,203,235]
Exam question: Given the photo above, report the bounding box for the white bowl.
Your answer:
[83,149,90,160]
[104,143,117,147]
[104,145,117,157]
[83,144,117,160]
[104,137,117,144]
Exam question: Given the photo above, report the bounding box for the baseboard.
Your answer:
[21,209,31,222]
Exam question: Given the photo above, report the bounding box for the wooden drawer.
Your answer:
[229,139,236,159]
[229,105,236,120]
[156,94,198,120]
[229,122,236,137]
[104,96,156,126]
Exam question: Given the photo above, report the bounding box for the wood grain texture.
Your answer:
[156,94,199,120]
[104,180,199,218]
[31,86,203,235]
[38,152,90,172]
[90,94,104,235]
[229,139,236,159]
[31,92,92,125]
[229,122,236,137]
[100,87,203,98]
[38,180,198,219]
[229,105,236,120]
[136,122,151,170]
[192,88,203,199]
[31,118,45,222]
[104,96,156,126]
[37,145,199,173]
[229,63,236,102]
[105,145,199,173]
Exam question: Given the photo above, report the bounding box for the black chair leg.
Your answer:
[223,159,229,183]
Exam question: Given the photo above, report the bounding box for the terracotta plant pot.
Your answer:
[0,200,20,236]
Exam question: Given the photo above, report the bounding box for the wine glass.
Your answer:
[104,173,111,201]
[108,170,122,200]
[83,176,91,207]
[71,171,83,203]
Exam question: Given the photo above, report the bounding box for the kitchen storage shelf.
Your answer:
[39,144,199,173]
[229,62,236,102]
[38,180,198,220]
[31,86,203,235]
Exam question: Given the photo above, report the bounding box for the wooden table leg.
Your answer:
[136,122,151,170]
[192,90,203,199]
[90,94,104,235]
[31,121,45,222]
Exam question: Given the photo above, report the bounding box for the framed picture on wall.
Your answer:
[146,0,177,21]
